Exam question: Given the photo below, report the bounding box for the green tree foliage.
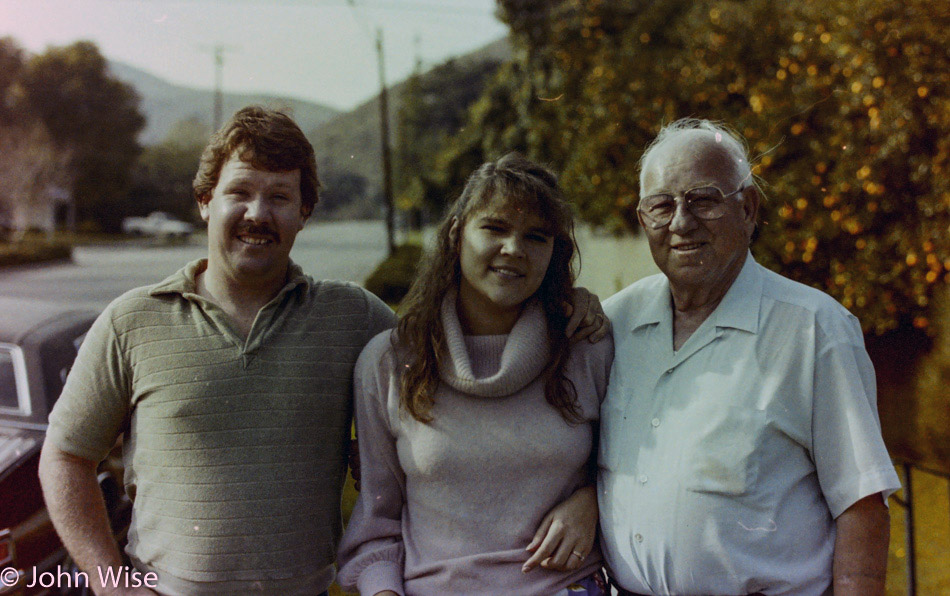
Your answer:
[434,61,528,200]
[0,37,25,123]
[395,66,426,225]
[20,41,145,232]
[128,117,209,223]
[0,38,70,232]
[394,56,504,216]
[471,0,949,336]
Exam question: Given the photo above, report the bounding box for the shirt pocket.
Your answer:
[685,406,765,496]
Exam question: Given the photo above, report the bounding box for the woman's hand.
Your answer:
[563,287,610,343]
[522,485,598,573]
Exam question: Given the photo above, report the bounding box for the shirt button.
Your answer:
[635,533,643,543]
[651,418,660,428]
[638,474,648,484]
[665,368,673,374]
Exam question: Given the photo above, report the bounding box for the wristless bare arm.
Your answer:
[832,492,889,596]
[38,443,157,596]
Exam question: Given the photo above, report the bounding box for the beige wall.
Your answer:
[573,226,660,300]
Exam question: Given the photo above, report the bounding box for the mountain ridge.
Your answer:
[107,35,512,218]
[107,60,341,145]
[309,36,511,217]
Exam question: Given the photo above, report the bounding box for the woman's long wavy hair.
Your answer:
[395,152,581,424]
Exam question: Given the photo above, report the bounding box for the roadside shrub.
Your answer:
[0,238,71,267]
[364,244,423,306]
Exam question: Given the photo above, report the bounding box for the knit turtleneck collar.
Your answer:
[438,290,550,398]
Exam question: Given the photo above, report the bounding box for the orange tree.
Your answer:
[478,0,950,337]
[455,0,950,465]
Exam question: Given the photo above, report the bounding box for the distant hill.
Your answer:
[107,61,340,145]
[106,36,511,218]
[310,36,511,219]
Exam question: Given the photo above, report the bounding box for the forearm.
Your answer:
[38,443,126,595]
[833,493,890,596]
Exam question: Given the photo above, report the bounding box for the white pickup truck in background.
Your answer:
[121,211,194,238]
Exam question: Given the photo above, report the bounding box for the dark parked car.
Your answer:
[0,298,128,595]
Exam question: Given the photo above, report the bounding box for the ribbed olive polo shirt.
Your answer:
[48,259,395,595]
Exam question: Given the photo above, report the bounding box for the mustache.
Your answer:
[235,222,279,241]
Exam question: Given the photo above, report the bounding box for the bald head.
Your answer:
[635,119,760,306]
[640,130,752,200]
[639,119,753,195]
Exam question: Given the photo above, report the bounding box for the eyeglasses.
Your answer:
[637,185,747,229]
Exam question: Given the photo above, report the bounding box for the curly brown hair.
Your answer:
[395,152,582,423]
[192,105,319,214]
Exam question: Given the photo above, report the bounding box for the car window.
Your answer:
[41,329,86,412]
[0,347,22,411]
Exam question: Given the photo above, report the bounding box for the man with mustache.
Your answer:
[37,106,396,596]
[38,106,607,596]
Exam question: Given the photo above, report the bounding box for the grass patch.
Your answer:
[887,466,950,595]
[0,237,72,268]
[364,243,423,305]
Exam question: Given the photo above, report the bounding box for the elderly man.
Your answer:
[599,118,900,596]
[39,106,606,596]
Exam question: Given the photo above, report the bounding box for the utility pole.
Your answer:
[376,28,396,256]
[414,33,422,71]
[406,33,423,232]
[199,44,238,132]
[213,46,224,131]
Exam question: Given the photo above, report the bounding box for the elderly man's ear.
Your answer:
[741,186,760,231]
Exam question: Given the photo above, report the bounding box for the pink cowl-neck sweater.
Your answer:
[337,296,614,596]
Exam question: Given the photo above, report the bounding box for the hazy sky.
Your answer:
[0,0,508,110]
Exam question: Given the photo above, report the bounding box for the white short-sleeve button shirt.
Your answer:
[599,253,901,596]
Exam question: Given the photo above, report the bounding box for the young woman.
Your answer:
[338,153,613,596]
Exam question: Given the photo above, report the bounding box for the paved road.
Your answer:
[0,220,390,309]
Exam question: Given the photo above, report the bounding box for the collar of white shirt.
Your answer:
[626,250,764,335]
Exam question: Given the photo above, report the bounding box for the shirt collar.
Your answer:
[710,251,762,334]
[628,250,762,334]
[148,258,310,300]
[629,275,672,331]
